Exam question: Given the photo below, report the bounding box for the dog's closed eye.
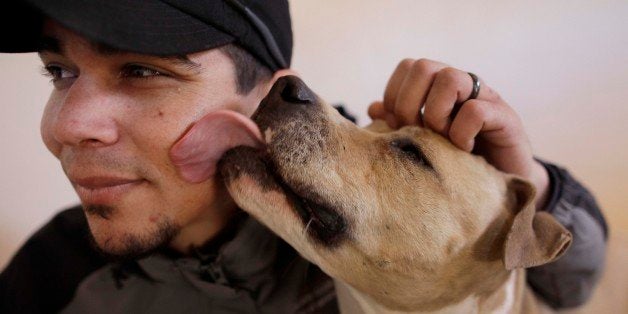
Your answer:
[391,139,433,169]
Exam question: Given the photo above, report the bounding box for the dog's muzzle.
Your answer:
[220,76,348,247]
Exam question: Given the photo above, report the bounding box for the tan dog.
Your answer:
[218,76,575,313]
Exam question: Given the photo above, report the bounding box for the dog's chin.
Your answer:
[219,145,347,247]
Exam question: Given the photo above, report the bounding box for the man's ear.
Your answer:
[503,177,572,270]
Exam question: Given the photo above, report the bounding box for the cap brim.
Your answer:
[1,0,235,56]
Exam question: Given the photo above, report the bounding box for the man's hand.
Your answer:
[368,58,550,209]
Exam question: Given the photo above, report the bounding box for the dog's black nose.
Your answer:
[278,75,317,104]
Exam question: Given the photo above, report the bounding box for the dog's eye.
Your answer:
[391,139,432,168]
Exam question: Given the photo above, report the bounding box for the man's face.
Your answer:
[38,22,265,257]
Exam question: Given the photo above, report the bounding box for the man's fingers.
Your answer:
[385,113,400,129]
[383,59,415,112]
[381,59,459,129]
[423,68,493,135]
[368,101,400,128]
[393,59,445,126]
[367,101,386,120]
[380,58,503,134]
[448,99,502,152]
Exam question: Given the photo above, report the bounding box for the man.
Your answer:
[0,0,607,313]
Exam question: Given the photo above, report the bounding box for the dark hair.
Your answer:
[219,44,273,95]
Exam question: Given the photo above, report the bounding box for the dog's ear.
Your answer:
[503,177,572,270]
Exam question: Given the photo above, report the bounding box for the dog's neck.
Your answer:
[335,268,527,314]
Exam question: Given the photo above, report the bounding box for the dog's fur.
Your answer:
[218,76,608,313]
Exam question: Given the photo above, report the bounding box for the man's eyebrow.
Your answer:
[95,42,202,71]
[37,35,201,71]
[160,55,202,71]
[37,35,62,54]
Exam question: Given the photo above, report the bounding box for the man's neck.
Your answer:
[335,269,526,314]
[169,202,240,254]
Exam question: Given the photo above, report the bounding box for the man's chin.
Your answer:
[84,208,180,262]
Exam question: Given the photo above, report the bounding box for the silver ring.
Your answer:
[467,72,481,101]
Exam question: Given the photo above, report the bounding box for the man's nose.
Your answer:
[50,79,119,148]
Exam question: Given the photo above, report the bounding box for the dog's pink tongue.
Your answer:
[170,110,264,183]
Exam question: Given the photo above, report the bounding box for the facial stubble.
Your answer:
[84,204,180,261]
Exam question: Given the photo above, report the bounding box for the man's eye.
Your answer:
[42,65,76,81]
[121,65,163,78]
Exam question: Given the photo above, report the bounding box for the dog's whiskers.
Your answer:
[303,218,314,235]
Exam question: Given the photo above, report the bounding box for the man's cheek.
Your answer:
[167,180,222,225]
[40,102,63,157]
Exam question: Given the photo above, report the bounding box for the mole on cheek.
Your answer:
[149,214,159,223]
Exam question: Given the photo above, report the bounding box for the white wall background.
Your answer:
[1,0,627,269]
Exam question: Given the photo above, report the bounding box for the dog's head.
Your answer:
[219,76,571,311]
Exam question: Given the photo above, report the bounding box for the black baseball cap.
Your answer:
[0,0,292,71]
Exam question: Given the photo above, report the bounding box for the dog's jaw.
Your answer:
[219,146,349,249]
[218,146,315,260]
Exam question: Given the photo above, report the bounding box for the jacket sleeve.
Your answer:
[0,206,105,313]
[526,160,608,309]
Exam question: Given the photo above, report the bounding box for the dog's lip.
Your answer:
[244,104,348,246]
[267,161,347,246]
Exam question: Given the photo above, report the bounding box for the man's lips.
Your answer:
[71,176,145,204]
